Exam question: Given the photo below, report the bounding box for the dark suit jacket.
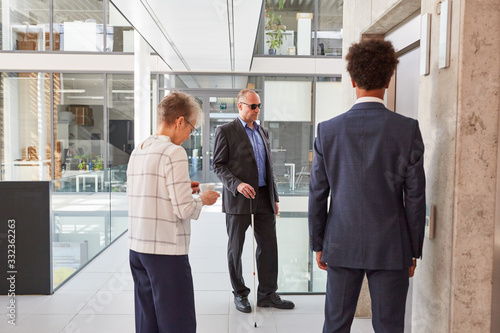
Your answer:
[213,118,279,214]
[309,102,426,270]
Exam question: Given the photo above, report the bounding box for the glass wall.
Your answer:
[0,0,133,52]
[54,73,105,180]
[0,72,51,181]
[53,0,107,52]
[258,0,343,57]
[317,0,343,56]
[0,0,50,51]
[108,74,133,239]
[263,76,313,195]
[107,2,135,52]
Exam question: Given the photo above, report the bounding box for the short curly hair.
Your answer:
[346,39,399,91]
[157,90,203,127]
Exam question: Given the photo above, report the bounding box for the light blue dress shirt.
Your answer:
[238,117,267,187]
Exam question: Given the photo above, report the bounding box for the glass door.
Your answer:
[180,92,240,188]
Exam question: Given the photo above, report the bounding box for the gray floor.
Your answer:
[0,206,375,333]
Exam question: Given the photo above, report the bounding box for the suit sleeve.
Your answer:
[308,124,330,252]
[212,126,241,196]
[404,120,426,259]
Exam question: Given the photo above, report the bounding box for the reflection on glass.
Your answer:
[0,72,51,181]
[51,165,128,289]
[257,0,343,57]
[264,77,313,195]
[53,0,106,51]
[263,0,314,56]
[317,0,343,56]
[107,2,135,52]
[108,74,133,241]
[1,0,50,51]
[208,96,238,185]
[54,73,104,182]
[181,96,203,182]
[276,212,327,292]
[108,74,134,167]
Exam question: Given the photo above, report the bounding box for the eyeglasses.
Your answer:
[185,119,198,135]
[240,102,262,110]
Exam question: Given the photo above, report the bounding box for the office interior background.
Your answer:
[0,0,499,332]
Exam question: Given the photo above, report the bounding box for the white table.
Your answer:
[76,171,104,192]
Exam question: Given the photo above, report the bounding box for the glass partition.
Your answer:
[277,212,327,293]
[51,165,128,289]
[107,1,134,52]
[0,72,51,181]
[264,0,314,56]
[257,0,343,57]
[108,74,134,166]
[317,0,343,56]
[54,73,105,181]
[53,0,107,52]
[1,0,50,51]
[263,76,313,195]
[108,74,133,240]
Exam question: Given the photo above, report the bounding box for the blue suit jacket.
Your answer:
[308,102,426,270]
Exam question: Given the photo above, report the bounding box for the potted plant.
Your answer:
[265,0,286,55]
[92,155,104,170]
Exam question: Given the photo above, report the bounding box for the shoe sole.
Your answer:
[257,301,294,309]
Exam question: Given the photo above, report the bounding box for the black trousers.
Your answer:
[226,186,278,300]
[129,250,196,333]
[323,265,409,333]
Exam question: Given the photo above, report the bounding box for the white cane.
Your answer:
[250,198,257,328]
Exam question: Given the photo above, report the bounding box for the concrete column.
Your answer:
[134,31,151,147]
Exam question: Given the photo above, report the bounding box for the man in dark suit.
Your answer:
[309,39,426,333]
[213,89,294,313]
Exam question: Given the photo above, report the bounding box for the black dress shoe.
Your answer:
[234,295,251,313]
[257,293,295,309]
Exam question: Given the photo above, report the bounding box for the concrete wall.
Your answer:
[342,0,500,332]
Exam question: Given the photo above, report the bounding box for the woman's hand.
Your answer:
[200,191,220,206]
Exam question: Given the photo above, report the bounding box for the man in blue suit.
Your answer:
[309,38,426,333]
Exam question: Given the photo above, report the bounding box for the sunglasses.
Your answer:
[240,102,262,110]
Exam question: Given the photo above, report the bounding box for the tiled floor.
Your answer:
[0,208,375,333]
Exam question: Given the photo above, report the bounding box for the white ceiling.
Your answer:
[110,0,263,72]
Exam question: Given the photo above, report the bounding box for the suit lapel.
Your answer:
[233,119,256,162]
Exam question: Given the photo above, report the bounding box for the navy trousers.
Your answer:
[324,266,409,333]
[129,250,196,333]
[226,186,278,300]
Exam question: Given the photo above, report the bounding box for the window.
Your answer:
[54,73,104,177]
[0,72,51,180]
[53,0,106,51]
[256,0,343,57]
[107,2,134,52]
[263,76,313,195]
[1,0,50,51]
